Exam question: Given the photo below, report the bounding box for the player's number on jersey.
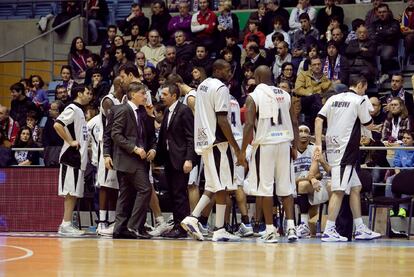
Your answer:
[270,108,282,126]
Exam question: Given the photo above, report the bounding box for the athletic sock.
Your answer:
[156,216,165,225]
[354,217,364,230]
[61,220,71,226]
[286,219,295,230]
[192,195,210,218]
[215,204,226,229]
[301,214,309,225]
[108,211,115,223]
[266,224,274,233]
[99,210,107,222]
[325,220,336,231]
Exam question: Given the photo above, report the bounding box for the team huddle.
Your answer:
[54,59,381,243]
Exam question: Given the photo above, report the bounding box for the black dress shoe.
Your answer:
[129,228,152,239]
[162,226,187,238]
[113,229,138,239]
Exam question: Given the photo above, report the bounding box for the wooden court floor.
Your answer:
[1,236,414,276]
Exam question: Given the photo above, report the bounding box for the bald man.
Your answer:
[239,65,299,243]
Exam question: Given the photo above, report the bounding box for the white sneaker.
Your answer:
[148,221,173,237]
[234,222,254,237]
[257,226,279,243]
[99,224,114,237]
[58,224,85,236]
[96,222,108,235]
[197,222,211,237]
[181,216,204,241]
[287,228,298,242]
[296,223,311,238]
[321,227,348,242]
[212,228,241,242]
[354,225,382,240]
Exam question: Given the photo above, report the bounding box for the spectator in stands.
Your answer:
[52,1,81,35]
[55,85,70,106]
[276,62,296,89]
[216,1,240,51]
[123,23,147,53]
[84,53,101,86]
[243,42,268,70]
[369,3,401,81]
[28,74,49,114]
[401,0,414,62]
[365,0,385,27]
[222,31,241,65]
[289,0,317,32]
[114,35,124,47]
[272,41,292,82]
[12,126,39,166]
[26,110,41,144]
[68,37,91,80]
[0,105,19,147]
[297,43,320,73]
[382,97,412,146]
[247,2,266,33]
[168,1,192,44]
[143,67,160,101]
[290,13,319,71]
[221,47,242,100]
[345,25,377,84]
[189,66,206,89]
[243,20,265,49]
[59,66,77,98]
[86,0,109,45]
[42,100,64,148]
[141,30,166,67]
[10,82,38,128]
[157,46,178,77]
[189,44,214,76]
[149,0,172,43]
[100,25,117,57]
[135,51,155,80]
[315,0,344,39]
[295,56,332,129]
[190,0,217,53]
[262,0,289,35]
[174,31,195,63]
[119,3,149,37]
[322,41,349,91]
[381,73,414,117]
[113,46,135,77]
[346,19,365,44]
[328,27,347,55]
[90,68,110,109]
[370,96,387,142]
[265,16,290,49]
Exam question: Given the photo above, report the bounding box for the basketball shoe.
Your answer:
[354,225,382,240]
[321,227,348,242]
[58,224,85,236]
[296,223,311,238]
[257,226,278,243]
[287,228,298,242]
[149,221,174,237]
[212,228,241,242]
[234,222,254,237]
[198,222,211,237]
[181,216,204,241]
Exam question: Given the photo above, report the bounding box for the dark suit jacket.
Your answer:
[155,102,196,171]
[111,103,156,173]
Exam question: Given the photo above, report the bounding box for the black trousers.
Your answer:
[114,167,152,234]
[165,158,190,224]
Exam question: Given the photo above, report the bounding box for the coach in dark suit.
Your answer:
[155,84,196,238]
[111,82,156,239]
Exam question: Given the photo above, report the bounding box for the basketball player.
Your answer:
[54,85,92,236]
[181,60,242,242]
[314,75,381,242]
[239,66,299,243]
[95,76,125,235]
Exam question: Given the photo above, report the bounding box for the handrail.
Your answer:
[360,146,414,151]
[0,14,81,59]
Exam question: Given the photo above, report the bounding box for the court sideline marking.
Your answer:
[0,245,33,263]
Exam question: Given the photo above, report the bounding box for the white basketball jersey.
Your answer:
[87,114,101,166]
[194,77,230,154]
[318,91,372,166]
[229,96,243,141]
[249,84,293,145]
[294,144,315,179]
[182,89,196,106]
[56,103,89,170]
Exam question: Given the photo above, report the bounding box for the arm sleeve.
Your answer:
[214,85,230,113]
[191,13,205,33]
[358,98,373,126]
[56,107,75,127]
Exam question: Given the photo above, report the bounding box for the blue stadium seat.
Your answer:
[0,3,15,19]
[115,0,139,23]
[15,3,35,19]
[33,3,55,18]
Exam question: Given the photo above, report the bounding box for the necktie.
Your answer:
[135,108,144,147]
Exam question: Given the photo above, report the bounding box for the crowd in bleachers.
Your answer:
[1,0,414,235]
